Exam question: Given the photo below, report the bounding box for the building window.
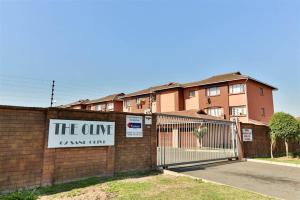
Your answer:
[259,87,264,96]
[136,97,145,109]
[261,107,265,116]
[124,100,131,108]
[100,104,106,111]
[95,105,101,111]
[207,87,220,96]
[107,102,114,111]
[206,107,223,117]
[229,84,245,94]
[189,90,196,98]
[230,106,247,116]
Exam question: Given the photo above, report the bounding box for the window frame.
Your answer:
[259,87,264,96]
[261,107,265,117]
[230,106,247,116]
[206,87,220,97]
[189,90,196,98]
[206,107,223,117]
[229,84,245,95]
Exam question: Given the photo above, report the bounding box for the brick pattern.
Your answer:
[0,106,157,193]
[0,108,46,192]
[241,123,300,158]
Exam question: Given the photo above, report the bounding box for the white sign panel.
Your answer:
[48,119,115,148]
[242,128,253,142]
[145,115,152,125]
[126,115,143,138]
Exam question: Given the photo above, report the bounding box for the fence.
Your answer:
[0,105,157,193]
[156,114,239,167]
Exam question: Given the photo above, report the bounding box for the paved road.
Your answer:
[170,161,300,200]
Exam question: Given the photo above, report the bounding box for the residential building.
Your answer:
[60,72,277,124]
[59,93,124,112]
[122,72,277,124]
[59,99,90,110]
[86,93,124,112]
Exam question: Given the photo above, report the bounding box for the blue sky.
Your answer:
[0,0,299,116]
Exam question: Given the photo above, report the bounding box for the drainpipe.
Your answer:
[245,78,249,123]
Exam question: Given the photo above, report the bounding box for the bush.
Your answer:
[0,190,38,200]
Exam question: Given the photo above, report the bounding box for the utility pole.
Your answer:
[50,80,55,107]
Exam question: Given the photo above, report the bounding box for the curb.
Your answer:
[163,169,280,200]
[246,158,300,168]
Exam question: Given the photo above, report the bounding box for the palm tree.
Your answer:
[193,125,208,148]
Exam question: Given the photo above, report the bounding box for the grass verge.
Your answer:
[256,157,300,165]
[0,170,274,200]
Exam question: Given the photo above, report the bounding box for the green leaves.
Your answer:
[269,112,299,140]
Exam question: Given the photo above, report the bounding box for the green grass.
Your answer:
[0,170,274,200]
[256,157,300,165]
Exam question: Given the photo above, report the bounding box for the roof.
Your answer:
[122,72,277,98]
[183,72,277,90]
[58,99,89,108]
[88,93,124,104]
[122,82,182,98]
[162,109,229,121]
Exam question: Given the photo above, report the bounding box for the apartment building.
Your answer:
[122,72,277,124]
[60,93,124,112]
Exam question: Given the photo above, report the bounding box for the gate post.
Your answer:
[151,114,158,169]
[236,120,244,160]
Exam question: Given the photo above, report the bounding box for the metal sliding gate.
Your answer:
[157,114,239,167]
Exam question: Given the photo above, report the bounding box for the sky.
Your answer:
[0,0,299,116]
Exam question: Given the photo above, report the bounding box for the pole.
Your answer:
[50,80,55,107]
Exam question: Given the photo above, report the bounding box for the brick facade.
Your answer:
[0,106,157,193]
[240,123,300,158]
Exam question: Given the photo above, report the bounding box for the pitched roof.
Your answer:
[162,109,230,121]
[183,71,277,89]
[122,72,277,98]
[88,93,125,104]
[122,82,182,98]
[58,99,90,108]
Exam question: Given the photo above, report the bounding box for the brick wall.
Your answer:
[0,106,157,193]
[240,123,300,158]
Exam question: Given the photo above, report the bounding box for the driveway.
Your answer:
[170,161,300,200]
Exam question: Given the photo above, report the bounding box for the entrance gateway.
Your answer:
[156,114,239,167]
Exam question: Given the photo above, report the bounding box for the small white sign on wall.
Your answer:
[242,128,253,142]
[48,119,115,148]
[126,115,143,138]
[145,115,152,125]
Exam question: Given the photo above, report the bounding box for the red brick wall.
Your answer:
[0,106,157,193]
[240,123,300,158]
[0,107,46,192]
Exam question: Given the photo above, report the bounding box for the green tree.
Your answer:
[269,112,299,158]
[194,125,208,148]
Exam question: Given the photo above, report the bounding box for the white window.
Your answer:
[230,106,247,116]
[95,105,101,111]
[207,87,220,96]
[107,102,114,111]
[124,100,131,108]
[98,104,106,111]
[189,90,196,97]
[206,107,223,117]
[229,84,245,94]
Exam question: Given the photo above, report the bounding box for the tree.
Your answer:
[193,125,208,148]
[269,112,299,158]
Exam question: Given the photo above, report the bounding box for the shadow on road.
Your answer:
[169,160,241,172]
